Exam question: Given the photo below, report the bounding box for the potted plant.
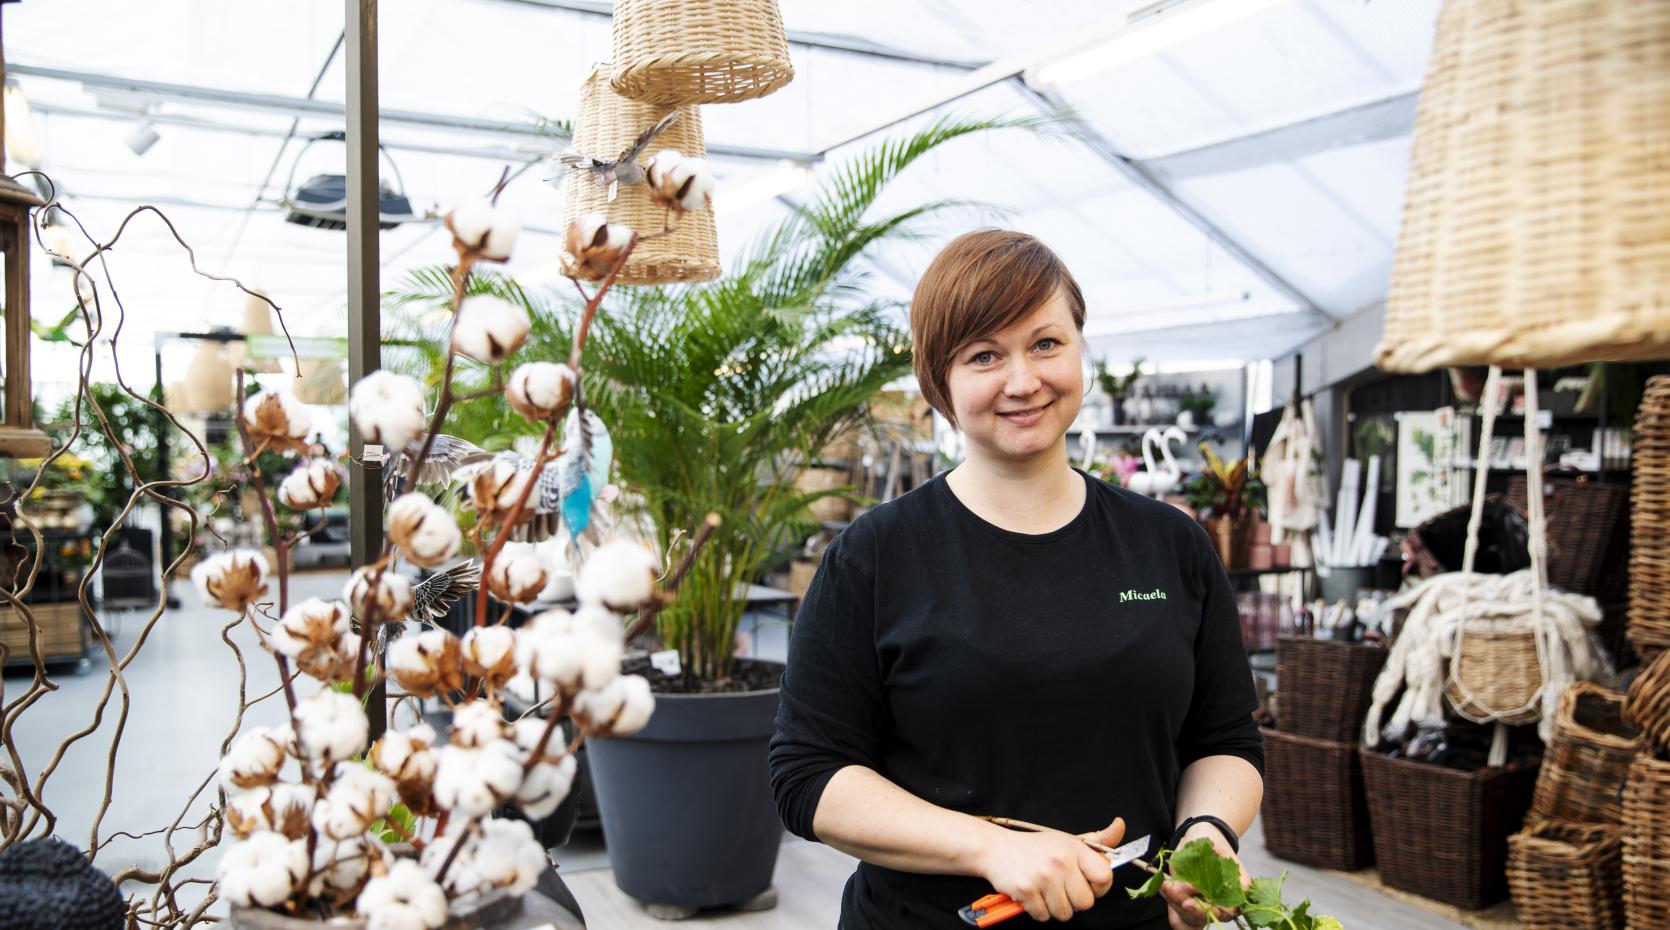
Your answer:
[1096,357,1144,426]
[1176,390,1216,430]
[566,116,1032,916]
[1183,442,1265,569]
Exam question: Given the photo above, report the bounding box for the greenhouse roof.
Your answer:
[7,0,1439,396]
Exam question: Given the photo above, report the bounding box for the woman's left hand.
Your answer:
[1159,823,1250,929]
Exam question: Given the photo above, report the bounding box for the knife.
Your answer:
[957,834,1153,927]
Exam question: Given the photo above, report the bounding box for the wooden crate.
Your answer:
[1,601,90,666]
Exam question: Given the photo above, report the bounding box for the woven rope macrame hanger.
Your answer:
[1445,366,1554,764]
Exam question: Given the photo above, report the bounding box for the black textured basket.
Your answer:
[1259,728,1373,870]
[1275,637,1389,742]
[1359,749,1538,909]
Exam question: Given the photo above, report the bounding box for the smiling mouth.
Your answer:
[997,401,1051,423]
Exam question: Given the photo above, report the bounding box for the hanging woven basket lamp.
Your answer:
[609,0,794,105]
[1377,0,1670,372]
[560,66,720,285]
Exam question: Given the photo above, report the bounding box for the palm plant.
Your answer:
[385,115,1042,684]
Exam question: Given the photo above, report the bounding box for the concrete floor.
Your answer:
[5,571,1488,927]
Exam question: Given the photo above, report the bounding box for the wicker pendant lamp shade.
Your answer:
[609,0,793,105]
[560,68,719,285]
[182,341,235,413]
[237,291,282,373]
[1629,376,1670,659]
[1377,0,1670,373]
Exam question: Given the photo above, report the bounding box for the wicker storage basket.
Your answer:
[609,0,793,105]
[1530,684,1641,824]
[1377,0,1670,372]
[1359,749,1538,909]
[1259,728,1373,870]
[1274,637,1388,743]
[1630,376,1670,659]
[1505,477,1631,604]
[1507,820,1624,930]
[1445,628,1543,726]
[1624,650,1670,755]
[559,68,719,286]
[1622,753,1670,928]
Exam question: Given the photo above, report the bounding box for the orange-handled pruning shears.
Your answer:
[957,834,1153,928]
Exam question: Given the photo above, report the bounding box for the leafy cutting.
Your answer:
[1128,839,1344,930]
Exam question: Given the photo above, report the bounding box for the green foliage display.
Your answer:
[1129,839,1343,930]
[36,382,164,531]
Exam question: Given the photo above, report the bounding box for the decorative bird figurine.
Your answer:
[453,408,614,544]
[558,112,680,203]
[381,434,494,504]
[372,560,481,652]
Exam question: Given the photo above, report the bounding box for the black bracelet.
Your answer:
[1169,815,1240,854]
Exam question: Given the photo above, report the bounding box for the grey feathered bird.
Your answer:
[382,434,495,504]
[371,560,481,652]
[558,112,680,202]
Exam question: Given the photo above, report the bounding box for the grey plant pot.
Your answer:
[584,671,784,911]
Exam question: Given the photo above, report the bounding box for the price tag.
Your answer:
[363,443,386,465]
[650,649,681,676]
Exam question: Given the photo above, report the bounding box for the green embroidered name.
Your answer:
[1119,588,1167,603]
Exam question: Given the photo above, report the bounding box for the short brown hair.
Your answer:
[910,229,1085,425]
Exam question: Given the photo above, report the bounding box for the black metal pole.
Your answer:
[153,338,179,607]
[346,0,386,740]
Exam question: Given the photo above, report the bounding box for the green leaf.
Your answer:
[1241,873,1289,928]
[1127,864,1168,900]
[369,801,415,845]
[1167,838,1246,910]
[1287,898,1314,929]
[1312,917,1341,930]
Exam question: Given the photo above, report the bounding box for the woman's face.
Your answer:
[945,288,1083,465]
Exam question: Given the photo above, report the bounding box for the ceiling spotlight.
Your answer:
[125,121,160,157]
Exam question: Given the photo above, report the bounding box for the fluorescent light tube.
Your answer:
[1031,0,1293,87]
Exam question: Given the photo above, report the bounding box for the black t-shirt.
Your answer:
[768,469,1264,929]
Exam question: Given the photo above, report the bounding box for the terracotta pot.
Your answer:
[1205,515,1253,569]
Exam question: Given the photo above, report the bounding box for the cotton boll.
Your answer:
[470,818,548,895]
[518,629,585,692]
[217,831,308,908]
[225,783,314,840]
[271,598,351,659]
[242,390,313,454]
[571,602,625,644]
[448,699,509,749]
[578,628,624,692]
[349,371,429,451]
[433,741,523,817]
[219,726,289,792]
[447,200,520,262]
[514,752,577,820]
[276,457,341,511]
[487,543,548,605]
[314,764,396,840]
[563,212,634,281]
[385,493,462,569]
[294,690,370,763]
[461,626,517,686]
[309,832,388,897]
[502,671,540,706]
[575,674,655,738]
[452,296,530,364]
[345,567,415,620]
[370,723,438,783]
[466,459,534,525]
[359,859,449,930]
[192,550,269,613]
[387,629,463,698]
[524,608,574,637]
[645,150,716,216]
[575,540,659,612]
[505,362,575,424]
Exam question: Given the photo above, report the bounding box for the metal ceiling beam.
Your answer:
[483,0,989,70]
[11,63,819,162]
[1141,90,1419,181]
[1015,79,1340,325]
[28,100,550,163]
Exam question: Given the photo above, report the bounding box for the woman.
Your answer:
[769,229,1264,929]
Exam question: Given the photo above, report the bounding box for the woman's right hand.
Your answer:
[977,818,1124,922]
